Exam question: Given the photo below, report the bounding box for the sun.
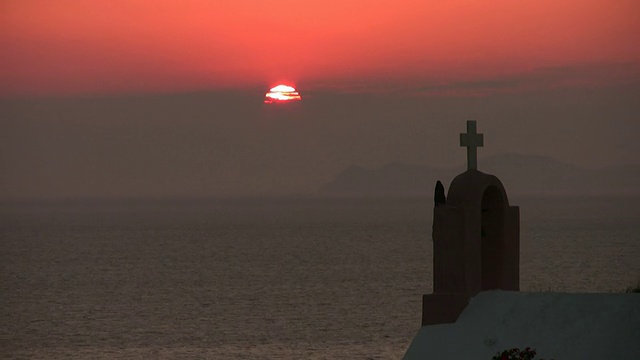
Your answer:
[264,84,302,104]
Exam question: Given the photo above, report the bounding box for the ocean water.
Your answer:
[2,196,639,359]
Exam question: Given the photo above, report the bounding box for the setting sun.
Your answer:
[264,85,302,104]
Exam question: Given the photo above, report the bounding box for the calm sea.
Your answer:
[2,196,639,359]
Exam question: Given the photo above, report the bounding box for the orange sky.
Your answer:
[2,0,639,96]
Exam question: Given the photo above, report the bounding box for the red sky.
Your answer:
[1,0,639,96]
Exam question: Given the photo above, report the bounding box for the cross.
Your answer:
[460,120,483,170]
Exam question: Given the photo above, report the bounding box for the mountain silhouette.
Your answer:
[319,153,640,196]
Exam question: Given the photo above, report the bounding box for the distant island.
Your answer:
[319,153,640,197]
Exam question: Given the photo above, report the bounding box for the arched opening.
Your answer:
[481,185,505,290]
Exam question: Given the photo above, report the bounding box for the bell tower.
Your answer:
[422,121,520,325]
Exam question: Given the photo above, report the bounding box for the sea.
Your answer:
[2,196,639,359]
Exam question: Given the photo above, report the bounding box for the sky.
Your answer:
[1,0,639,199]
[2,0,639,95]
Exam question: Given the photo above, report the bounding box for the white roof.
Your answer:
[404,291,640,360]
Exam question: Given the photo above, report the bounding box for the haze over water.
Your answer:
[3,196,639,359]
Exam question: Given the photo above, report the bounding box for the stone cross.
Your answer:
[460,120,484,170]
